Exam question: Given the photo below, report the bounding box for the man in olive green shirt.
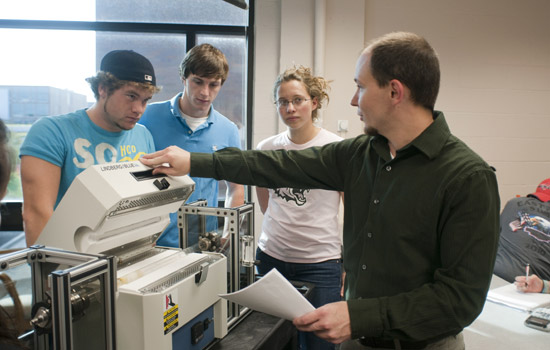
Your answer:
[141,32,500,349]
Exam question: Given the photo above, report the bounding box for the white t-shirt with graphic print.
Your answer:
[256,128,343,263]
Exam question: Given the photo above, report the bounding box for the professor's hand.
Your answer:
[140,146,191,176]
[293,301,351,344]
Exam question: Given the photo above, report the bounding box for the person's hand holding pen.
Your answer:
[515,273,545,293]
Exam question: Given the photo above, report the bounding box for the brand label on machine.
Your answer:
[163,293,179,334]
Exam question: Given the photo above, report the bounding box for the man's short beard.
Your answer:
[364,126,379,137]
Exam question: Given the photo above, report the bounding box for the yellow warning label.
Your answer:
[164,305,179,334]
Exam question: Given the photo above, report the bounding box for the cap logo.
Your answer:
[144,74,153,82]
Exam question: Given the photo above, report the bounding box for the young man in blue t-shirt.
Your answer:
[20,50,160,246]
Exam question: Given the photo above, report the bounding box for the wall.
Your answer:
[254,0,364,142]
[253,0,550,229]
[252,0,365,236]
[361,0,550,204]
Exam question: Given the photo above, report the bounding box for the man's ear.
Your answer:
[98,83,108,99]
[389,79,405,104]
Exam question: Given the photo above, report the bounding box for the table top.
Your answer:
[464,275,549,349]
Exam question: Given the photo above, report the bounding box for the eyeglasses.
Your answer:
[275,97,311,108]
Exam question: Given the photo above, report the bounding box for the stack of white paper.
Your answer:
[219,268,315,320]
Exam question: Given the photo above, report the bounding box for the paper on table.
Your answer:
[487,283,550,312]
[219,268,315,320]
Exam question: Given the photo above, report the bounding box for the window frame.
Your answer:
[0,1,255,203]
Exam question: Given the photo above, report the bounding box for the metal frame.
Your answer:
[0,246,116,350]
[178,202,255,328]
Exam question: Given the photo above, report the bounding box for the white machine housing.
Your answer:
[38,161,192,254]
[37,161,228,350]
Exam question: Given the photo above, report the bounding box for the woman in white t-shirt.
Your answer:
[256,66,343,350]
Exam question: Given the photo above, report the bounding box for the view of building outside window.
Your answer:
[0,0,250,201]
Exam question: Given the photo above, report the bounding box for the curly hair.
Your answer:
[86,71,161,100]
[273,65,331,122]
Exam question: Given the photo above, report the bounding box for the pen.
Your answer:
[525,263,530,287]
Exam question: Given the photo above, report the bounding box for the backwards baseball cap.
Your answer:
[528,178,550,202]
[100,50,156,86]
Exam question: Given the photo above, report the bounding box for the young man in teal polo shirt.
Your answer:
[140,43,244,248]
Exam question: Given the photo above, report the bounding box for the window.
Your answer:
[0,0,254,201]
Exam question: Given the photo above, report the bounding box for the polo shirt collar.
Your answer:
[169,92,217,125]
[169,92,183,117]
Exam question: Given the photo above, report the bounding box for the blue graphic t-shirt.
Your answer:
[20,109,155,207]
